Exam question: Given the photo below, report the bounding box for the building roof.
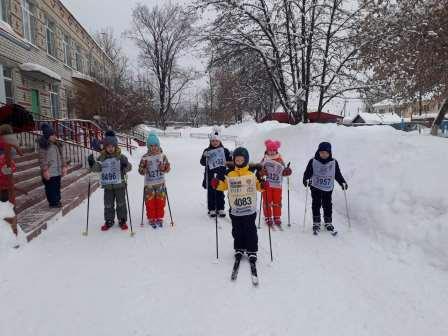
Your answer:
[352,112,402,124]
[372,99,398,108]
[20,63,62,81]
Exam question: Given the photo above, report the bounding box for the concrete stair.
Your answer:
[14,148,100,242]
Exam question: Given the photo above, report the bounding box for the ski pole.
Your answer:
[286,162,291,227]
[302,183,309,232]
[140,188,145,227]
[258,191,263,229]
[82,176,91,236]
[268,220,274,262]
[214,173,219,260]
[125,183,135,237]
[344,188,352,230]
[165,185,175,227]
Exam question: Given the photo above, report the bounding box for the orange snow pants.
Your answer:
[145,186,166,221]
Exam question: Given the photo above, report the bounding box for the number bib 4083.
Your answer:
[207,148,226,170]
[263,159,284,189]
[311,159,335,192]
[144,155,165,186]
[101,158,122,186]
[227,175,257,216]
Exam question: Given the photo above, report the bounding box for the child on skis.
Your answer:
[38,124,68,208]
[303,142,348,234]
[88,130,132,231]
[211,147,268,283]
[200,127,231,218]
[138,132,171,228]
[259,139,292,228]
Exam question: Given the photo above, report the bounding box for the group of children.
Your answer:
[90,126,347,273]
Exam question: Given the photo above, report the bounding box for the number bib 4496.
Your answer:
[101,158,122,186]
[227,175,257,216]
[263,159,284,189]
[311,159,335,192]
[144,155,165,186]
[207,148,226,170]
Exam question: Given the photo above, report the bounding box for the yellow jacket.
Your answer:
[216,165,263,192]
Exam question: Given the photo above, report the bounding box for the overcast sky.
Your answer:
[63,0,207,89]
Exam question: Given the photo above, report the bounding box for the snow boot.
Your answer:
[274,217,282,227]
[265,217,273,227]
[218,210,226,218]
[312,223,321,235]
[119,220,128,231]
[208,210,217,218]
[156,219,164,228]
[101,221,114,231]
[149,220,157,229]
[325,223,335,232]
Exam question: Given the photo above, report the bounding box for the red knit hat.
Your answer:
[265,139,281,152]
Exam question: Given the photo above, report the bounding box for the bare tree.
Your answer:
[128,2,198,129]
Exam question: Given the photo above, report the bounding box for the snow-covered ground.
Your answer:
[1,122,448,336]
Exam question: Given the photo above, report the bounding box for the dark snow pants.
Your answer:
[207,187,225,212]
[310,186,333,224]
[104,187,127,223]
[43,176,61,206]
[230,213,258,256]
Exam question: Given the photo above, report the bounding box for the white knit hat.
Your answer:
[209,126,222,142]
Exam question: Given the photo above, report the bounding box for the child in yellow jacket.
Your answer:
[211,147,268,273]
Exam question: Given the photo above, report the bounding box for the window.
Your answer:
[75,44,84,73]
[49,83,60,118]
[63,34,72,67]
[1,0,9,23]
[3,66,14,104]
[21,0,37,44]
[45,16,56,57]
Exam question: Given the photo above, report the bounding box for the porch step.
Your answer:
[18,173,100,241]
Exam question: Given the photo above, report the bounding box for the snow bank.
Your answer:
[0,202,19,251]
[232,121,448,265]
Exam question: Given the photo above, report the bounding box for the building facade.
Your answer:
[0,0,112,119]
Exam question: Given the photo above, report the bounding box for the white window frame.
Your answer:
[0,64,6,105]
[21,0,37,44]
[3,66,13,104]
[75,44,84,73]
[45,16,56,58]
[63,34,72,67]
[1,0,9,23]
[49,83,60,118]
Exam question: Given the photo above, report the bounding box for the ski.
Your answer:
[249,260,259,286]
[230,256,242,281]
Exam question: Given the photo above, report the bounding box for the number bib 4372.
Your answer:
[263,159,284,189]
[144,155,165,186]
[311,159,335,192]
[207,148,226,170]
[227,175,257,216]
[101,158,122,186]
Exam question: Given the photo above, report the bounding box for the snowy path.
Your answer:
[1,137,447,336]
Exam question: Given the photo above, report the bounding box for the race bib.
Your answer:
[311,159,335,192]
[263,159,284,188]
[227,175,257,216]
[144,155,165,186]
[101,158,122,186]
[207,148,226,170]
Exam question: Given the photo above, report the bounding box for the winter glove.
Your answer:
[258,167,268,177]
[120,156,128,171]
[87,154,95,168]
[43,169,50,181]
[282,167,292,177]
[303,179,311,187]
[260,180,270,190]
[342,182,348,190]
[159,162,171,173]
[210,178,220,190]
[1,166,13,175]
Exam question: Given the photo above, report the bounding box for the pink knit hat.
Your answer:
[265,139,281,152]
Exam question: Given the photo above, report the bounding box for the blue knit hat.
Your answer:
[147,131,160,148]
[103,130,118,147]
[318,142,332,153]
[41,123,54,139]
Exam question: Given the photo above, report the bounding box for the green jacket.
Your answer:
[91,148,132,189]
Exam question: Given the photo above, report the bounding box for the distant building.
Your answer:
[349,112,402,125]
[259,106,299,124]
[0,0,113,119]
[307,111,343,123]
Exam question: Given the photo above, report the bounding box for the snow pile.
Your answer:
[230,121,448,265]
[0,202,19,251]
